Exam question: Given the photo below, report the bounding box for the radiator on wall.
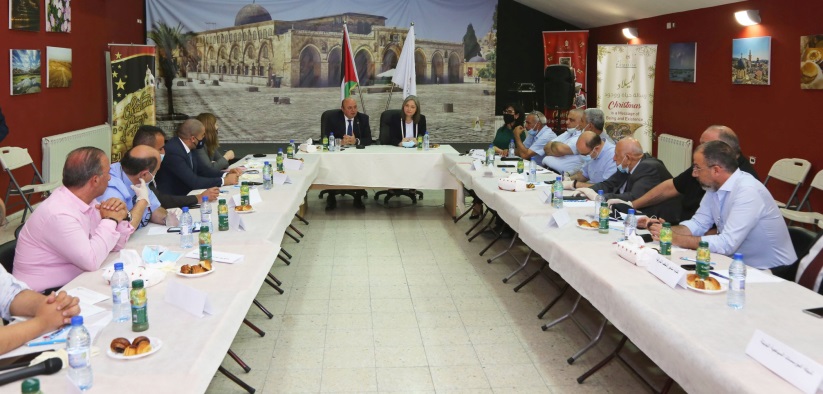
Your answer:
[42,124,112,184]
[657,133,693,176]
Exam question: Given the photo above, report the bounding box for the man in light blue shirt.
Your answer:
[100,145,167,229]
[511,111,556,162]
[650,141,796,270]
[565,130,617,187]
[543,109,585,174]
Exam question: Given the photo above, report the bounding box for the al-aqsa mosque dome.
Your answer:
[235,3,272,26]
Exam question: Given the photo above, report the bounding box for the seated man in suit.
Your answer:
[574,137,681,221]
[14,147,133,292]
[155,119,239,196]
[649,141,795,271]
[0,265,81,354]
[100,145,167,230]
[325,97,373,147]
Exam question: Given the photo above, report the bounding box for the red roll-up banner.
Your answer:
[542,31,588,131]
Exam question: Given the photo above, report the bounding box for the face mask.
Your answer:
[528,127,537,136]
[160,154,165,162]
[195,138,205,149]
[616,157,629,173]
[503,114,515,124]
[581,154,592,163]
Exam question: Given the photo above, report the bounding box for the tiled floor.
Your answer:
[191,191,683,393]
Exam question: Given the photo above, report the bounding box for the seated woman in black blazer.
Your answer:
[388,95,427,146]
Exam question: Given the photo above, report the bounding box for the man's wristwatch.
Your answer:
[125,212,132,223]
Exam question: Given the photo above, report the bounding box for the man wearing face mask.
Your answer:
[564,130,617,187]
[100,145,167,229]
[510,111,555,161]
[573,137,681,221]
[133,126,220,209]
[542,109,587,174]
[155,119,239,196]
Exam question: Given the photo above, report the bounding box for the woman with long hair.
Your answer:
[388,95,427,147]
[194,113,234,171]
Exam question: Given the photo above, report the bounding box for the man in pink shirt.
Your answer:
[13,147,133,292]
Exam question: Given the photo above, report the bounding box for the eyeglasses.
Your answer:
[691,164,717,173]
[132,196,153,228]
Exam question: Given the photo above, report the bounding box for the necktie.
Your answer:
[347,119,353,136]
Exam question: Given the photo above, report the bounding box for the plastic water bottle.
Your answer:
[423,132,430,151]
[551,176,563,209]
[110,262,130,323]
[528,158,537,183]
[623,209,637,239]
[486,144,495,167]
[200,196,212,233]
[66,316,93,391]
[322,135,329,151]
[727,253,746,309]
[276,149,284,172]
[508,139,516,157]
[263,161,273,190]
[594,190,605,219]
[180,206,193,249]
[328,132,336,152]
[287,139,295,159]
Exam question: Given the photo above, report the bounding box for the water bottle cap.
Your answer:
[71,316,83,326]
[733,253,743,260]
[278,148,283,153]
[21,378,40,392]
[202,196,208,202]
[698,241,709,247]
[510,139,514,142]
[182,206,189,212]
[132,279,144,289]
[598,190,604,194]
[556,176,561,181]
[114,262,124,271]
[290,139,294,143]
[627,209,635,214]
[264,161,270,165]
[425,131,429,135]
[663,222,671,227]
[218,198,226,204]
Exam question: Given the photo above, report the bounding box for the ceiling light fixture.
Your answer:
[735,10,761,26]
[622,27,638,40]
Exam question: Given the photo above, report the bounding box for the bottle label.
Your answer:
[730,279,745,291]
[113,287,128,304]
[598,206,610,230]
[199,244,212,262]
[660,241,672,256]
[68,348,89,368]
[131,303,148,326]
[219,214,229,231]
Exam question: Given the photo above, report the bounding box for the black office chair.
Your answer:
[0,238,16,275]
[317,109,368,205]
[373,109,424,204]
[772,226,819,281]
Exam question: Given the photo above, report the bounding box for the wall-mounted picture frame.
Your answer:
[669,42,696,82]
[47,46,72,88]
[46,0,72,33]
[11,49,42,95]
[801,34,823,89]
[732,36,771,85]
[9,0,40,31]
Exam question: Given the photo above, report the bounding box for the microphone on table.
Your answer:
[0,358,62,386]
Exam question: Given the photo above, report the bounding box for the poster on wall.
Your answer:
[107,45,157,163]
[543,30,588,130]
[732,36,770,85]
[10,49,41,95]
[46,46,72,88]
[46,0,71,33]
[669,42,696,83]
[9,0,40,31]
[800,34,823,89]
[145,0,497,143]
[596,44,657,152]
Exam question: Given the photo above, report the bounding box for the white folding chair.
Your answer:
[781,169,823,227]
[763,158,811,209]
[0,147,60,223]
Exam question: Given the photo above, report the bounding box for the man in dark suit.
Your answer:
[324,97,373,147]
[575,137,681,221]
[155,119,239,196]
[321,97,373,210]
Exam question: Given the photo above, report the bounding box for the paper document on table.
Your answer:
[79,302,106,319]
[66,287,109,304]
[746,329,823,394]
[147,226,170,236]
[185,249,244,264]
[564,200,595,208]
[712,269,783,283]
[536,168,552,174]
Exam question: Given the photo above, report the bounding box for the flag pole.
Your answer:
[356,82,366,115]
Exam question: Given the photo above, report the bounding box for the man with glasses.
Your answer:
[510,111,555,161]
[649,141,795,271]
[155,119,239,195]
[542,108,587,174]
[564,130,617,187]
[101,145,167,229]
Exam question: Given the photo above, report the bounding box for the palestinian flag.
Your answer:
[341,24,359,100]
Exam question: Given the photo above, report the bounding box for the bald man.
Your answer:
[574,137,681,221]
[100,145,168,229]
[613,125,759,226]
[323,97,373,147]
[155,119,239,196]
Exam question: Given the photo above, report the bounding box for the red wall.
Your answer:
[0,0,144,209]
[588,0,823,209]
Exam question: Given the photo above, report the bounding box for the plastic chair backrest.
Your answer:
[379,109,402,145]
[767,158,811,185]
[809,170,823,192]
[0,147,34,172]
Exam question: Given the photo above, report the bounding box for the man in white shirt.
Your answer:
[542,109,586,174]
[510,111,556,161]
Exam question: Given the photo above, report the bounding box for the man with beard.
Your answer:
[649,141,795,271]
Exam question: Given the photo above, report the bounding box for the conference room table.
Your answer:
[449,160,823,393]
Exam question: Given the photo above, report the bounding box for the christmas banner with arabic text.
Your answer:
[108,45,157,163]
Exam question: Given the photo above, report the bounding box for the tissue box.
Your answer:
[498,177,527,192]
[299,143,317,153]
[616,241,657,267]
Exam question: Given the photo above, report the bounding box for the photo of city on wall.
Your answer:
[732,36,770,85]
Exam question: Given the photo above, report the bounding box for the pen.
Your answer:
[679,256,717,266]
[709,271,730,280]
[28,338,67,347]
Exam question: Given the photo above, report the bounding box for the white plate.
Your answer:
[685,281,728,294]
[176,265,216,278]
[234,208,255,214]
[576,223,599,231]
[106,337,162,360]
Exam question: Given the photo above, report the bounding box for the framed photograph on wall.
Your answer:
[801,34,823,89]
[9,0,40,31]
[732,36,771,85]
[10,49,42,95]
[47,46,72,88]
[46,0,71,33]
[669,42,696,82]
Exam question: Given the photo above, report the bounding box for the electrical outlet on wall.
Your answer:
[749,156,756,165]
